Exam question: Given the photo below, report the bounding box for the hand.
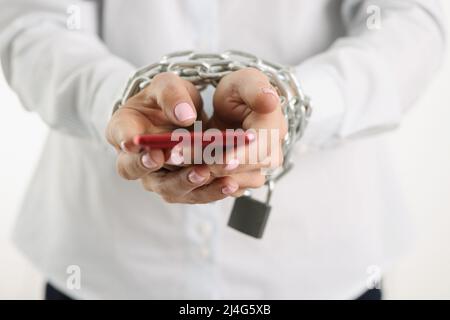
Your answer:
[206,68,288,196]
[106,72,240,203]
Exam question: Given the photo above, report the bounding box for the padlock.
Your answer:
[228,180,274,239]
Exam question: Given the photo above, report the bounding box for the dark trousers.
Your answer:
[45,283,73,300]
[45,283,382,300]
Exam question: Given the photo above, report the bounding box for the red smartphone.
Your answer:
[133,131,254,149]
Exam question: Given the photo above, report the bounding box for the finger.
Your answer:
[209,160,267,177]
[208,156,260,177]
[242,107,288,138]
[234,170,266,187]
[150,72,202,127]
[228,171,267,197]
[215,67,280,114]
[208,141,283,177]
[187,176,239,204]
[238,69,280,114]
[106,107,153,153]
[117,148,165,180]
[141,165,211,199]
[231,189,247,198]
[165,143,186,166]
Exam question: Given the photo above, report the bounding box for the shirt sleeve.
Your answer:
[0,0,135,145]
[295,0,446,148]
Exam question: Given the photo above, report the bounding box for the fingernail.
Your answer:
[262,87,278,99]
[222,183,239,195]
[166,146,184,165]
[188,170,206,184]
[174,102,196,122]
[120,141,130,153]
[246,132,256,142]
[225,158,239,171]
[141,153,157,169]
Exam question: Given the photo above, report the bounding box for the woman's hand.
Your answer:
[106,72,239,203]
[206,67,288,196]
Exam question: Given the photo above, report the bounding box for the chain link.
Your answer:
[113,50,312,183]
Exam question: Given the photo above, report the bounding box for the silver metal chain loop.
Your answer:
[113,50,312,183]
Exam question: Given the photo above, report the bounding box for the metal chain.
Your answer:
[114,50,312,183]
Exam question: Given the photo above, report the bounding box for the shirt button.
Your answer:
[200,246,210,259]
[198,223,213,238]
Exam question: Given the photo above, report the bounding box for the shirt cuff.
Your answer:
[90,57,135,147]
[294,59,346,149]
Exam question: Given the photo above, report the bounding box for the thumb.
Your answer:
[215,67,280,115]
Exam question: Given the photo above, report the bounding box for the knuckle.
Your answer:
[241,174,265,189]
[112,108,149,135]
[252,174,266,188]
[210,166,227,177]
[117,162,133,180]
[160,84,185,104]
[152,72,177,84]
[161,80,179,93]
[161,194,177,204]
[140,178,154,192]
[130,158,143,175]
[153,181,167,195]
[219,176,235,188]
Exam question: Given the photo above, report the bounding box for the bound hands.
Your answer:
[106,68,287,204]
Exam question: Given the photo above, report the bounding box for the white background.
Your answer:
[0,5,450,300]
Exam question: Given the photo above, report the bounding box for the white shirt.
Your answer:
[0,0,445,299]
